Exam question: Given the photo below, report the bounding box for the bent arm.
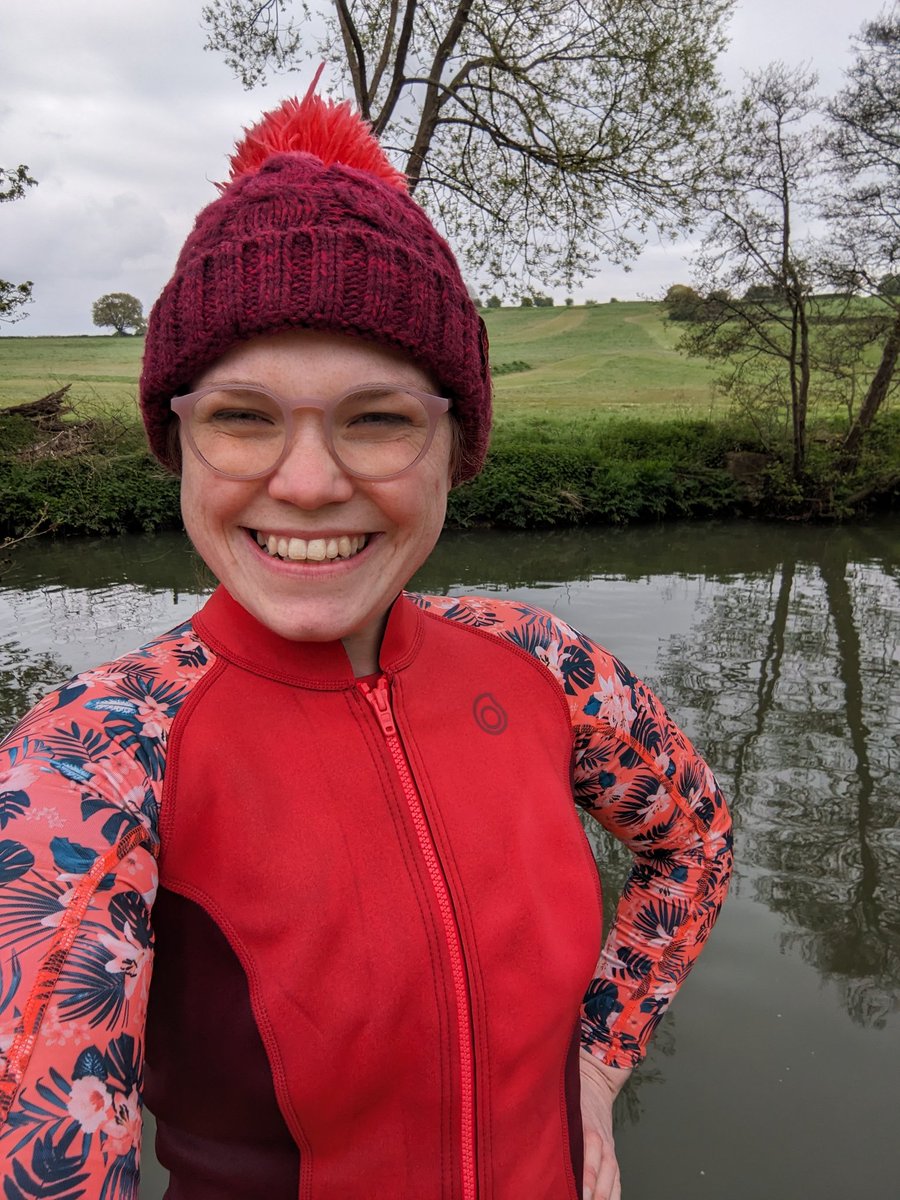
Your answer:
[572,649,733,1068]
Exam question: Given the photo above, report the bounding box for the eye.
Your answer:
[212,408,275,425]
[336,388,429,438]
[350,409,413,426]
[194,389,282,431]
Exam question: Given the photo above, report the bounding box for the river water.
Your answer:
[1,519,898,1199]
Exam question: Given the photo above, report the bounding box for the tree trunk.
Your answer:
[841,309,900,466]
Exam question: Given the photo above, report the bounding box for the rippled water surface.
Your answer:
[1,519,898,1199]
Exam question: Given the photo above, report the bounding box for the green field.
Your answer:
[0,302,721,420]
[485,302,719,419]
[0,334,145,414]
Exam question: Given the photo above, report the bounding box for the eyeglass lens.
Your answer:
[187,386,434,478]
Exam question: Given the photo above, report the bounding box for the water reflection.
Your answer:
[654,530,899,1035]
[1,518,898,1196]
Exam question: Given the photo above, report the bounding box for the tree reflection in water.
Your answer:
[656,537,899,1030]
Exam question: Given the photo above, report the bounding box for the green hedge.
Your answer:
[1,411,897,538]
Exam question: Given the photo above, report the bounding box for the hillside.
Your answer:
[0,301,719,419]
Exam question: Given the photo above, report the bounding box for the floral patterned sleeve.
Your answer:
[417,595,734,1071]
[0,627,202,1198]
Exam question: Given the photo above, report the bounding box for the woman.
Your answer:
[0,83,732,1200]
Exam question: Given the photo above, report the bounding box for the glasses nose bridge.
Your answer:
[276,393,346,475]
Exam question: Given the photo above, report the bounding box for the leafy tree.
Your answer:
[0,165,37,325]
[202,0,733,289]
[821,5,900,464]
[519,296,533,307]
[92,293,146,336]
[663,283,703,321]
[565,297,573,307]
[485,294,501,308]
[676,66,825,478]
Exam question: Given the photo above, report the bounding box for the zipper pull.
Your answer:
[360,676,396,738]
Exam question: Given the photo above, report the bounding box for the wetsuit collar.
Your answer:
[192,586,423,686]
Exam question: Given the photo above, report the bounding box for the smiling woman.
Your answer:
[0,76,731,1200]
[177,330,455,672]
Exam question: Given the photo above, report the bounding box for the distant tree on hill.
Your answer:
[743,283,780,302]
[663,283,704,321]
[92,293,146,336]
[533,295,554,307]
[1,164,37,325]
[486,295,502,308]
[565,297,574,307]
[519,296,533,307]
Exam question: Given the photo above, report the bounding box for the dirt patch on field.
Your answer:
[510,309,588,342]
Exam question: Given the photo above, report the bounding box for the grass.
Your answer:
[0,303,722,422]
[2,300,887,427]
[0,334,144,414]
[483,302,721,420]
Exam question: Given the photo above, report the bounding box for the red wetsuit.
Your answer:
[0,588,732,1198]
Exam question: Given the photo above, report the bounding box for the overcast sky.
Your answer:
[1,0,876,335]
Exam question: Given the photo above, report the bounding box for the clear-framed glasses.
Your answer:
[170,383,451,481]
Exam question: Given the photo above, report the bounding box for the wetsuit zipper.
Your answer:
[360,675,477,1200]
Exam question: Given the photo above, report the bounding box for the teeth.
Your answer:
[256,532,368,561]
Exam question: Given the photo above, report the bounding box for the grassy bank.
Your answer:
[1,305,897,536]
[1,403,897,539]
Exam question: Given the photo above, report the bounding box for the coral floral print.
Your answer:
[0,596,731,1197]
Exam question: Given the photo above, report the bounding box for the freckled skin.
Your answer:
[179,329,453,676]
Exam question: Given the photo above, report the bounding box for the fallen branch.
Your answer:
[0,509,56,578]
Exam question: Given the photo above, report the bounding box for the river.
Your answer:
[1,518,898,1199]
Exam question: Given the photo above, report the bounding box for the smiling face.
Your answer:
[178,328,453,675]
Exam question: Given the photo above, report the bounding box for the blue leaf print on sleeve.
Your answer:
[73,1046,108,1082]
[105,1033,140,1095]
[0,790,30,830]
[0,842,35,886]
[50,838,99,875]
[50,761,93,785]
[84,698,139,716]
[583,979,623,1036]
[5,1125,90,1200]
[50,683,87,712]
[108,892,152,950]
[0,950,22,1015]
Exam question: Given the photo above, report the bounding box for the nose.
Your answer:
[265,412,356,508]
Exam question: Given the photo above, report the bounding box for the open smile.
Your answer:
[251,530,370,562]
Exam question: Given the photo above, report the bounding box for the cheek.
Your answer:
[179,459,244,558]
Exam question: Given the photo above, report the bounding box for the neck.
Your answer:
[341,613,389,677]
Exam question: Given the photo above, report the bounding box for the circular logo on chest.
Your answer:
[473,693,508,735]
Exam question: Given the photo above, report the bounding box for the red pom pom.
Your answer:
[224,64,407,192]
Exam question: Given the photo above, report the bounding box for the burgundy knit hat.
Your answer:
[140,77,491,483]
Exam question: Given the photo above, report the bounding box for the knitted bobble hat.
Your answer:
[139,72,491,483]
